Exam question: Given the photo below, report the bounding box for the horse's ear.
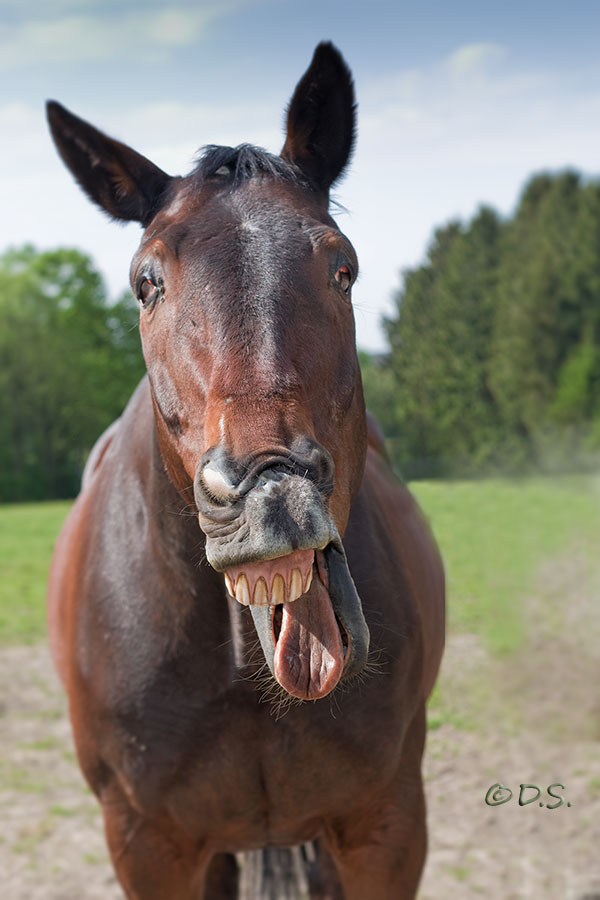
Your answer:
[46,101,172,226]
[281,42,356,195]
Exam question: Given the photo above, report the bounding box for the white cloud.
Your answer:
[5,42,600,351]
[446,42,507,78]
[338,46,600,349]
[0,1,96,9]
[0,3,241,68]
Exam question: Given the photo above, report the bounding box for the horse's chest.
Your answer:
[114,687,397,849]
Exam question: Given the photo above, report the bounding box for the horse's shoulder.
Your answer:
[47,378,154,676]
[81,418,121,490]
[360,445,445,698]
[362,413,419,518]
[362,446,440,568]
[365,409,388,459]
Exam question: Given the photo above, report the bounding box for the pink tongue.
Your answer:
[273,571,344,700]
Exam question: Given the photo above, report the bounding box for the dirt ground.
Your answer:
[2,550,599,899]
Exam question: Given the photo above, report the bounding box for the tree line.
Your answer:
[361,169,600,478]
[0,246,144,501]
[1,168,599,501]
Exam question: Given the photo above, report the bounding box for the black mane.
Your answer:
[192,144,310,187]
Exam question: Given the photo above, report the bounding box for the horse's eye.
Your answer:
[335,264,352,294]
[136,275,159,308]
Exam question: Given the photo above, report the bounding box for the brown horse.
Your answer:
[46,43,444,899]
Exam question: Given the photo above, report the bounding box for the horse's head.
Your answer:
[47,42,370,701]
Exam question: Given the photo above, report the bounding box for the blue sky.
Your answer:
[3,0,600,349]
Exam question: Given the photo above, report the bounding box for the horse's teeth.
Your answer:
[236,574,250,605]
[254,577,268,606]
[304,566,313,593]
[290,568,303,602]
[272,573,285,604]
[229,556,315,606]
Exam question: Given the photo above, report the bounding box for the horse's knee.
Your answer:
[324,740,428,900]
[101,789,207,899]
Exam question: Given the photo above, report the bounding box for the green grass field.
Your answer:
[413,474,600,655]
[0,475,598,650]
[0,501,71,644]
[1,481,597,898]
[414,475,600,732]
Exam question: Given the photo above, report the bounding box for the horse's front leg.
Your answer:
[328,792,426,900]
[325,710,428,900]
[100,782,237,900]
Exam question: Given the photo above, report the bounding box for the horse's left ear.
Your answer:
[281,42,356,194]
[46,101,172,226]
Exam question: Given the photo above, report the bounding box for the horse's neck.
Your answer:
[139,391,259,674]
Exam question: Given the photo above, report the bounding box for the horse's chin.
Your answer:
[226,541,369,701]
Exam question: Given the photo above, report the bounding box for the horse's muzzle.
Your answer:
[192,441,370,699]
[193,437,335,571]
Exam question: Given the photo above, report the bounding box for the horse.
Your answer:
[46,42,445,899]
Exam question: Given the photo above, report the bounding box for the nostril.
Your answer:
[257,465,286,486]
[289,437,335,496]
[194,438,334,515]
[201,465,236,503]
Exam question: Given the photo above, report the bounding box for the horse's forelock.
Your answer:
[191,144,310,188]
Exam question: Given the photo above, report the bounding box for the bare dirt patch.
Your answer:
[421,548,600,899]
[1,549,599,899]
[0,644,120,900]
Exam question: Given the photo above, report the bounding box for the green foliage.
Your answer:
[357,350,399,437]
[2,166,600,498]
[0,246,145,500]
[550,337,598,424]
[381,208,504,476]
[380,170,600,476]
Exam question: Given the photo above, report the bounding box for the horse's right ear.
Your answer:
[281,42,356,195]
[46,101,172,226]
